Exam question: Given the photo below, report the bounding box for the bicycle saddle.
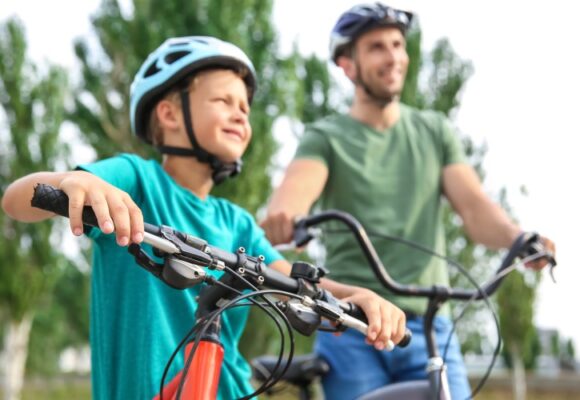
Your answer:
[251,354,329,386]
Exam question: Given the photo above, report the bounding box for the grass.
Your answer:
[21,376,579,399]
[22,377,91,400]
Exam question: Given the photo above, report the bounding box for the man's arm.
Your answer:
[442,163,521,249]
[260,159,328,245]
[442,163,556,270]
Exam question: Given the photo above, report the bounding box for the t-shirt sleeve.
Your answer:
[76,154,140,199]
[294,125,332,167]
[440,118,466,166]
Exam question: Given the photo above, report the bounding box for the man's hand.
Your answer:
[260,211,296,246]
[524,235,556,270]
[341,287,406,351]
[59,171,144,246]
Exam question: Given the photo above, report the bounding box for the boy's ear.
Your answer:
[155,99,182,131]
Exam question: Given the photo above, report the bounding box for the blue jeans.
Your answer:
[314,316,471,400]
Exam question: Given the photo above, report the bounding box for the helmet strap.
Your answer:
[157,90,243,185]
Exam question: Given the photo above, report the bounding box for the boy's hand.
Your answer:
[59,171,144,246]
[341,287,406,351]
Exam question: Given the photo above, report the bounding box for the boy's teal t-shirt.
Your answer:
[79,153,282,400]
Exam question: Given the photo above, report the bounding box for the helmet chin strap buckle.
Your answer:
[157,145,242,185]
[211,159,243,185]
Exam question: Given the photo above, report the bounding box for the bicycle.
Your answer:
[251,210,557,400]
[30,184,411,400]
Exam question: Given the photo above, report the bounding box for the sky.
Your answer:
[1,0,579,352]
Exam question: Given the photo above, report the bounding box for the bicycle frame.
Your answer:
[154,313,224,400]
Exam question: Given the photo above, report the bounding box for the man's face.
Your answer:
[351,27,409,102]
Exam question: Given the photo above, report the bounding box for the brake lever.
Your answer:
[549,263,557,283]
[520,234,558,283]
[530,241,558,283]
[545,249,558,283]
[158,225,213,266]
[293,219,317,248]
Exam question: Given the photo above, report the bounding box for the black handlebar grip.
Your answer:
[31,183,99,227]
[346,302,412,348]
[293,220,315,248]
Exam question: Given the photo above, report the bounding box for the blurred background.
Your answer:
[0,0,578,399]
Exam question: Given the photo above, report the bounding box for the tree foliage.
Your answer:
[498,269,541,370]
[0,17,70,324]
[26,264,91,376]
[0,17,78,393]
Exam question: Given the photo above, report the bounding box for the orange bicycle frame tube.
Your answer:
[154,340,224,400]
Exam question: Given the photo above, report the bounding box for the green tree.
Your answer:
[498,270,541,400]
[562,338,577,370]
[0,18,71,400]
[26,264,90,376]
[551,330,561,357]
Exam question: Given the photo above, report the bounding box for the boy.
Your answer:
[1,36,406,399]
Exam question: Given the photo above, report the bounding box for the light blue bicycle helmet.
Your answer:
[130,36,257,184]
[330,2,413,64]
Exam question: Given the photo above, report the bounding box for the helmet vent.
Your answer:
[143,63,161,78]
[165,51,190,65]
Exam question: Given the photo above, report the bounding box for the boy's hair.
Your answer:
[146,66,252,146]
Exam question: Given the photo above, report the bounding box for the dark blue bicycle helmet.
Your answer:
[330,2,413,64]
[130,36,257,184]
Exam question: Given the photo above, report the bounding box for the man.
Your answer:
[260,3,556,399]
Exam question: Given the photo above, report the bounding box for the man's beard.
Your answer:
[355,62,401,108]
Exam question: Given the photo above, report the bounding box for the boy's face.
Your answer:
[188,69,252,163]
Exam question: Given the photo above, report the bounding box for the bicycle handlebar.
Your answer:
[294,210,556,301]
[30,184,411,347]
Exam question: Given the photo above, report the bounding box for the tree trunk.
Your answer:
[510,343,527,400]
[2,314,33,400]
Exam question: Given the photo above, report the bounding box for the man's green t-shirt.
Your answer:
[79,153,282,400]
[295,104,465,315]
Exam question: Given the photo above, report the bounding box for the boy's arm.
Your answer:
[2,171,72,222]
[268,259,406,350]
[1,170,144,246]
